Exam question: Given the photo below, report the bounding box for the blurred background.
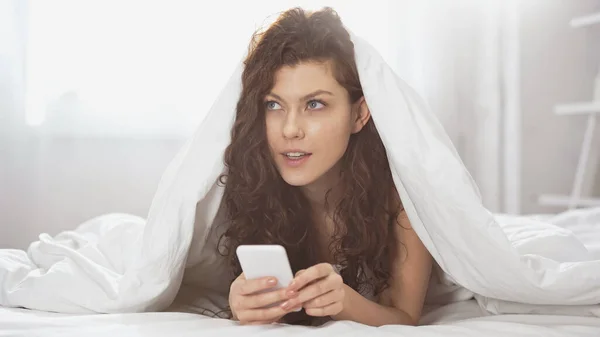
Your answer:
[1,0,599,249]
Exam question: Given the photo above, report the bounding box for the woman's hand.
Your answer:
[281,263,346,317]
[229,273,300,325]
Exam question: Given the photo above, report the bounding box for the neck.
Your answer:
[301,164,343,210]
[301,183,330,208]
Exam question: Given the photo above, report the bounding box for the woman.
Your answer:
[217,7,432,327]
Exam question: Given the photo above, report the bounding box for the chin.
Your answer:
[279,171,317,187]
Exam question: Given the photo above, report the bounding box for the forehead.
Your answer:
[271,61,344,96]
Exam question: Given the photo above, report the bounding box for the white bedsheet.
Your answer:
[2,301,600,337]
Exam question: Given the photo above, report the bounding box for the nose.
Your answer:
[282,111,304,140]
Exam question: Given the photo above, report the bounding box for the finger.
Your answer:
[238,276,278,295]
[281,273,341,310]
[288,263,332,291]
[302,288,345,309]
[239,317,279,326]
[240,321,271,325]
[236,305,289,323]
[295,269,305,277]
[294,273,340,303]
[305,301,344,317]
[245,287,298,309]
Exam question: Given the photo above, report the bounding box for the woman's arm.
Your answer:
[332,208,433,326]
[331,283,417,326]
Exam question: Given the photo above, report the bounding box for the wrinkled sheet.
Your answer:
[1,31,599,321]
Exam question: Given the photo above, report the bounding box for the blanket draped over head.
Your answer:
[1,31,599,316]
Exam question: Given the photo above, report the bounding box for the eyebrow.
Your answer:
[267,90,334,102]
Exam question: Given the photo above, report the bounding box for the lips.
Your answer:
[281,151,312,167]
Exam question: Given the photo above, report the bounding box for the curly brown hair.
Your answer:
[217,7,401,322]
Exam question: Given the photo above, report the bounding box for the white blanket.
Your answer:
[1,32,599,318]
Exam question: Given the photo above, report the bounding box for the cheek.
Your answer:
[265,115,280,146]
[309,118,352,151]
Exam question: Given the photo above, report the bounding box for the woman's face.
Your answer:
[265,61,370,192]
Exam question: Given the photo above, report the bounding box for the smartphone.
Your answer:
[236,244,300,311]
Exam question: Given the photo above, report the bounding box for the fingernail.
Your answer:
[280,301,291,310]
[267,278,277,285]
[289,280,296,288]
[286,290,296,298]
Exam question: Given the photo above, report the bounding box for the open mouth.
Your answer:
[283,152,311,159]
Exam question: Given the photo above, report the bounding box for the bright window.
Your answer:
[25,0,391,138]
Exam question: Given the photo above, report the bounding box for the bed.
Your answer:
[2,300,600,336]
[2,208,599,337]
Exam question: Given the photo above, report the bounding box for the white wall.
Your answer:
[0,137,183,249]
[519,0,600,214]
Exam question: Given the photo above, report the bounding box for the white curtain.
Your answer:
[0,0,514,248]
[383,0,515,213]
